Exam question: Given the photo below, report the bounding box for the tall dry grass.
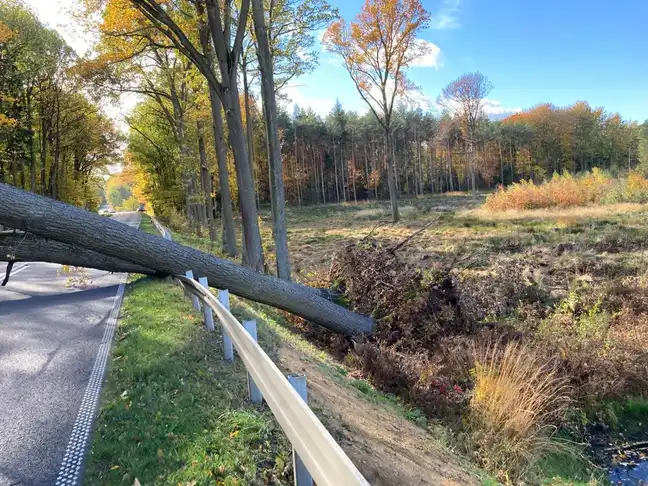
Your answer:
[484,169,648,211]
[469,342,572,481]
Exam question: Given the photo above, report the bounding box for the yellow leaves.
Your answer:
[0,113,18,128]
[0,21,15,44]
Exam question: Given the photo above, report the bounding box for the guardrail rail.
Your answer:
[150,217,369,486]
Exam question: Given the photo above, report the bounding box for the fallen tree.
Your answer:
[0,183,374,336]
[0,232,157,276]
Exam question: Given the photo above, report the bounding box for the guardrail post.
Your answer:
[243,320,263,404]
[218,289,234,361]
[287,374,313,486]
[185,270,200,312]
[198,277,214,331]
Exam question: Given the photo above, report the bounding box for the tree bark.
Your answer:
[252,0,290,280]
[0,232,156,275]
[0,183,373,336]
[241,57,258,209]
[199,42,237,255]
[197,120,218,242]
[385,129,400,223]
[205,0,264,272]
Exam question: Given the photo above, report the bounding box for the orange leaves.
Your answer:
[483,169,625,211]
[323,0,430,118]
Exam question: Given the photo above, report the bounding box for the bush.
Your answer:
[484,169,648,211]
[469,341,571,481]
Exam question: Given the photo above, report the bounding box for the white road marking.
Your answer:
[8,264,29,276]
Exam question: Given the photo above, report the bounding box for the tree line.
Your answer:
[0,0,119,210]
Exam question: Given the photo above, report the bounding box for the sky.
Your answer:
[24,0,648,122]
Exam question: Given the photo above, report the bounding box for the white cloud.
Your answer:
[481,99,522,116]
[282,84,338,117]
[24,0,92,56]
[409,40,443,69]
[430,0,461,30]
[435,97,521,119]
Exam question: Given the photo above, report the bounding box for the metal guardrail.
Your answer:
[150,217,369,486]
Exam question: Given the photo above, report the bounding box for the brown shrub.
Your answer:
[350,342,467,418]
[329,239,465,350]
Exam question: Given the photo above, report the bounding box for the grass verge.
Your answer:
[84,216,292,485]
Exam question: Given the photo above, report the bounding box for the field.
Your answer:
[268,193,648,483]
[162,191,648,484]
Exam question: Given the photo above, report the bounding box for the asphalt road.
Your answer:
[0,212,141,486]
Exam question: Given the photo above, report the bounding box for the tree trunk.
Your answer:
[26,87,36,192]
[498,140,504,185]
[351,138,357,203]
[0,183,373,336]
[210,97,236,253]
[363,142,370,199]
[221,87,264,272]
[385,129,400,223]
[205,0,263,272]
[0,232,156,275]
[40,114,47,195]
[333,140,340,202]
[198,120,218,242]
[252,0,290,280]
[242,58,258,209]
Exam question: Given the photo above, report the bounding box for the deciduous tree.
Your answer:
[323,0,430,222]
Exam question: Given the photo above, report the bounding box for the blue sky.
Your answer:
[287,0,648,121]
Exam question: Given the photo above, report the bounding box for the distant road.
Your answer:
[0,212,140,486]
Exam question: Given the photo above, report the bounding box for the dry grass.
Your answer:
[469,342,572,481]
[465,203,646,223]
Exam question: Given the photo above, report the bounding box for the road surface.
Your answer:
[0,212,141,486]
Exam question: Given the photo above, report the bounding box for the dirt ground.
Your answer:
[276,340,478,486]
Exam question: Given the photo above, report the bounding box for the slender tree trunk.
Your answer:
[385,128,400,223]
[221,87,264,272]
[198,120,218,242]
[50,93,61,199]
[340,145,347,203]
[26,87,36,192]
[363,142,370,199]
[392,140,400,196]
[509,141,514,182]
[205,0,263,272]
[40,111,47,195]
[448,141,454,192]
[320,152,326,204]
[251,0,290,280]
[242,59,258,209]
[333,140,340,202]
[498,139,504,185]
[351,138,357,203]
[197,22,237,255]
[207,88,237,256]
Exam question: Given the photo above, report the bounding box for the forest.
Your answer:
[0,1,118,210]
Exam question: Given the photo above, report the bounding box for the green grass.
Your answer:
[84,217,292,485]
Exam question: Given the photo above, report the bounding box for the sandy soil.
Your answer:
[276,342,478,486]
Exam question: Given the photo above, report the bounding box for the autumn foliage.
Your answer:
[483,169,648,211]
